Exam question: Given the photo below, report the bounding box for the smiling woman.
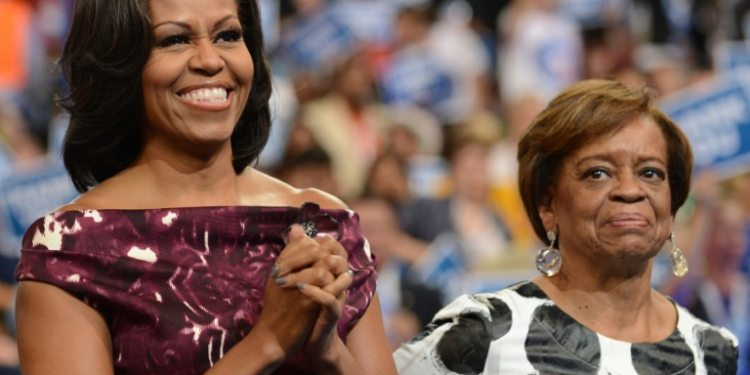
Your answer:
[394,80,739,374]
[142,0,255,153]
[12,0,396,375]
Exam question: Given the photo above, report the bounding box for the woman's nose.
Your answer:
[611,174,646,203]
[188,40,225,75]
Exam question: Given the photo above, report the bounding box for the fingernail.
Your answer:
[297,282,305,290]
[270,264,280,278]
[275,276,286,285]
[347,269,354,277]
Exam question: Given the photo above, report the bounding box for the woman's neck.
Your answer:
[100,141,244,208]
[533,259,676,343]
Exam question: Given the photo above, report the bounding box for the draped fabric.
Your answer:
[16,205,378,375]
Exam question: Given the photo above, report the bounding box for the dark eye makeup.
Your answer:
[155,27,242,48]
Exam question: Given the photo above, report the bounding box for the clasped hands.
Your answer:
[257,224,353,364]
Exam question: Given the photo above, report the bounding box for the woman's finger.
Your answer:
[321,269,354,296]
[315,235,348,260]
[295,283,338,308]
[312,254,349,277]
[275,266,335,288]
[274,238,328,278]
[275,232,348,279]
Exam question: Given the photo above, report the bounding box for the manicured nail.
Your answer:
[270,264,280,278]
[297,282,306,290]
[275,277,286,285]
[347,269,354,277]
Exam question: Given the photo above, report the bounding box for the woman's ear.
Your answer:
[539,195,555,232]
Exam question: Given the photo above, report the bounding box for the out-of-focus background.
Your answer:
[2,0,750,371]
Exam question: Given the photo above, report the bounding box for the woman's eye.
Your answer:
[157,35,190,48]
[214,29,242,43]
[641,168,665,180]
[585,169,608,180]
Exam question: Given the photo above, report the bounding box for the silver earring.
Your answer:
[536,230,562,277]
[669,232,688,277]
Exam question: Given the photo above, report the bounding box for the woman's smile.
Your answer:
[176,82,234,110]
[141,0,254,148]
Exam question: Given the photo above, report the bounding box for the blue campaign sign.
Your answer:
[258,0,280,50]
[558,0,628,27]
[660,76,750,177]
[714,41,750,73]
[0,159,79,259]
[330,2,397,44]
[380,51,454,114]
[279,6,356,70]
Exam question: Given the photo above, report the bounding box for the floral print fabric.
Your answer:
[16,205,378,375]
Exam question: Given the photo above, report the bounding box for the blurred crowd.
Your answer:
[3,0,750,371]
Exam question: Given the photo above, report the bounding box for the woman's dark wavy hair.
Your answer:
[59,0,272,192]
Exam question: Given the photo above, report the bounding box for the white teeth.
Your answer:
[181,88,228,103]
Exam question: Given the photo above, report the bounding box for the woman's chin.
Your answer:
[598,236,663,263]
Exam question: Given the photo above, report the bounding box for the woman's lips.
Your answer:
[607,213,649,227]
[175,89,233,111]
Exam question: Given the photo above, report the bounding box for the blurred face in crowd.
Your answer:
[281,163,339,197]
[540,117,673,266]
[141,0,254,152]
[293,0,326,15]
[395,10,429,47]
[706,202,747,270]
[367,154,410,204]
[335,53,376,108]
[451,142,490,203]
[351,199,400,263]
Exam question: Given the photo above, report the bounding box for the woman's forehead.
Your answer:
[564,117,667,166]
[147,0,240,21]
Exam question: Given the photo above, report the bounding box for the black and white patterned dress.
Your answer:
[394,281,739,375]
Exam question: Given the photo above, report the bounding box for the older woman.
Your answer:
[13,0,396,374]
[394,79,739,374]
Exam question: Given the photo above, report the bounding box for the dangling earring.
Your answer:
[669,232,688,277]
[536,230,562,277]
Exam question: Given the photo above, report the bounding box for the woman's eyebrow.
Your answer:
[574,155,614,168]
[153,15,238,30]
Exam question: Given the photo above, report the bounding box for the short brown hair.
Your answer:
[517,79,693,243]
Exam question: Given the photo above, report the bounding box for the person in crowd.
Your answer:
[497,0,583,105]
[275,146,340,198]
[394,79,738,374]
[350,197,442,350]
[298,50,387,201]
[13,0,396,374]
[669,194,750,375]
[399,134,514,272]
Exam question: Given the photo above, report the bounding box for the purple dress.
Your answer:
[15,204,378,375]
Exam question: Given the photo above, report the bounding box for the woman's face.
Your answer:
[141,0,253,151]
[540,117,673,265]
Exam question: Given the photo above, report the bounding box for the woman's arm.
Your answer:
[16,281,115,375]
[342,292,397,375]
[287,190,397,374]
[16,277,324,375]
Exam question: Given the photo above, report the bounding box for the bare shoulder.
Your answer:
[53,188,111,213]
[296,187,349,210]
[241,168,349,210]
